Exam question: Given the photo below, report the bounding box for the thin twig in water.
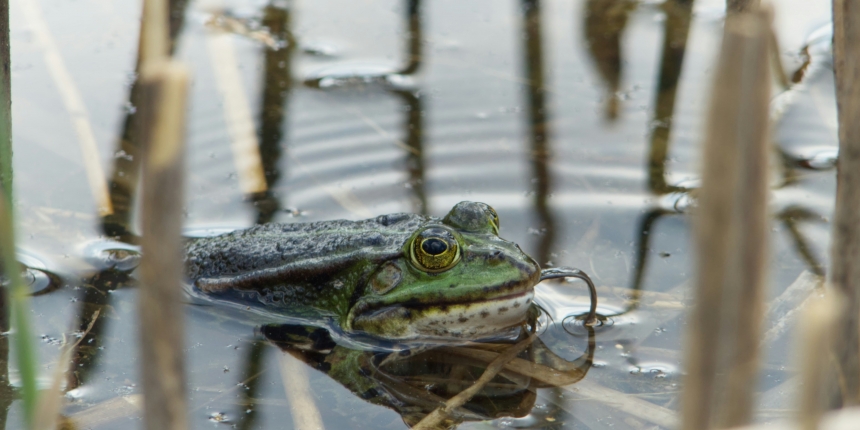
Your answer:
[412,332,535,430]
[35,310,101,430]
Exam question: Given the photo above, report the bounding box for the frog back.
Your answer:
[185,212,429,294]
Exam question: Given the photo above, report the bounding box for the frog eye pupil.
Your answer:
[410,226,461,272]
[422,238,447,255]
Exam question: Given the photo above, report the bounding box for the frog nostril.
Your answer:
[489,250,503,260]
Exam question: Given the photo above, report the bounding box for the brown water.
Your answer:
[4,0,838,428]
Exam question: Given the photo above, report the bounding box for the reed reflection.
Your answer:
[614,0,694,312]
[392,90,426,215]
[252,3,295,224]
[261,323,594,428]
[399,0,422,75]
[67,267,135,389]
[300,0,426,214]
[234,341,268,430]
[583,0,637,121]
[521,0,555,269]
[101,0,190,243]
[648,0,693,195]
[618,0,827,314]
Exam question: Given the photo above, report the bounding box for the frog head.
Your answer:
[345,201,540,340]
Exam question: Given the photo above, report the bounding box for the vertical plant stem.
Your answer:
[828,0,860,408]
[798,295,840,430]
[136,60,189,430]
[0,0,10,202]
[0,191,37,429]
[727,0,760,13]
[681,8,772,430]
[140,0,169,65]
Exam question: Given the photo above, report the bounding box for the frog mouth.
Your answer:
[347,284,536,339]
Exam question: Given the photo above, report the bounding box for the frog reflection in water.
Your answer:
[186,201,597,340]
[261,322,595,428]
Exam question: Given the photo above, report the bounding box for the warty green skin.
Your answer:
[185,202,541,340]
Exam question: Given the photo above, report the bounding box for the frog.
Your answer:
[185,201,597,340]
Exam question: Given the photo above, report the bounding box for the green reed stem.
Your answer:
[0,190,37,429]
[0,0,12,202]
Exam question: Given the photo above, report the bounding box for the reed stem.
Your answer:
[0,0,10,202]
[799,295,840,430]
[681,8,772,430]
[136,60,190,430]
[828,0,860,408]
[0,190,38,429]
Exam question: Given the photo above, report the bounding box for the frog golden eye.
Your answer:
[410,227,461,272]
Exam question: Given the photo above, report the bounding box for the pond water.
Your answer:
[4,0,838,428]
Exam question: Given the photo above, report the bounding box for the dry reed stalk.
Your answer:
[413,334,535,430]
[798,294,841,430]
[136,60,190,430]
[207,31,268,195]
[17,0,113,216]
[828,0,860,408]
[681,8,772,430]
[731,407,860,430]
[727,0,760,13]
[277,351,325,430]
[0,0,10,200]
[139,0,170,64]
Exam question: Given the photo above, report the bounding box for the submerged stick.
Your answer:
[681,8,772,430]
[828,0,860,408]
[137,60,190,430]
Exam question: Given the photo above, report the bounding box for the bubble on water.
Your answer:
[628,362,678,379]
[301,41,340,57]
[799,149,838,170]
[209,412,230,423]
[304,64,415,90]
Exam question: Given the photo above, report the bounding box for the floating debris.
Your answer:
[303,64,415,89]
[798,149,838,170]
[208,412,230,423]
[204,11,287,50]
